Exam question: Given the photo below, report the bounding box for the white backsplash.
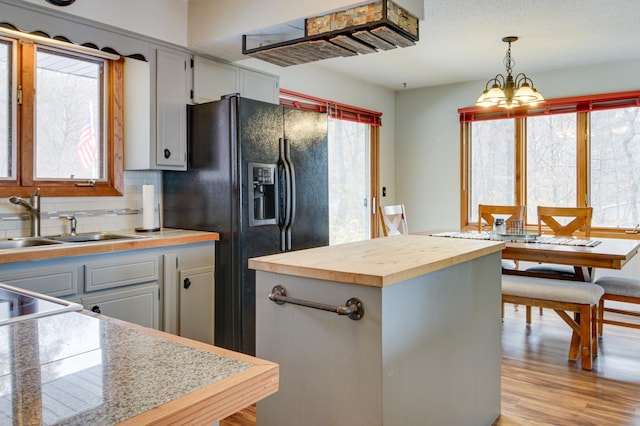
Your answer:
[0,171,162,239]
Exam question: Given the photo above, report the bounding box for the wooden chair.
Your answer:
[379,204,408,236]
[477,204,526,235]
[594,276,640,336]
[478,204,526,269]
[524,206,594,322]
[526,206,594,280]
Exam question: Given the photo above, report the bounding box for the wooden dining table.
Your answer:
[425,231,640,282]
[500,236,640,282]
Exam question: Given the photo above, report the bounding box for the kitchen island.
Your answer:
[249,234,504,426]
[0,310,278,425]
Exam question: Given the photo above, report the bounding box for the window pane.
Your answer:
[35,48,104,180]
[590,108,640,228]
[526,114,577,223]
[469,119,515,222]
[0,39,12,178]
[328,118,370,244]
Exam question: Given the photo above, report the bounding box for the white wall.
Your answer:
[20,0,188,46]
[395,57,640,278]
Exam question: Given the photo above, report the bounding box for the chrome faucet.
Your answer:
[9,188,41,237]
[65,215,77,236]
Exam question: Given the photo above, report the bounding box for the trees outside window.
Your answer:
[460,91,640,236]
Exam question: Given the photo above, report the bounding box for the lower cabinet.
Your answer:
[0,240,215,335]
[82,284,160,329]
[179,266,214,344]
[163,243,215,344]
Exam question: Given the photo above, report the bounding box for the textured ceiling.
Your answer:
[191,0,640,91]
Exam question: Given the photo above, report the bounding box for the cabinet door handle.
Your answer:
[91,305,101,314]
[183,278,191,289]
[164,148,171,159]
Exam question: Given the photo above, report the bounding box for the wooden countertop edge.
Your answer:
[83,312,279,426]
[0,229,219,264]
[250,238,505,287]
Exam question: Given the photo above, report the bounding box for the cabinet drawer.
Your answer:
[0,266,78,298]
[84,256,159,292]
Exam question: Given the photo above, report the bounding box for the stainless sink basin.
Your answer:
[47,232,145,243]
[0,238,64,249]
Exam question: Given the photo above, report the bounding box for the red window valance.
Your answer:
[459,90,640,123]
[280,88,382,127]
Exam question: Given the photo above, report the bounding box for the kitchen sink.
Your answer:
[0,238,64,249]
[46,232,146,243]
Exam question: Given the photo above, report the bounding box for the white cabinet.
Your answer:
[179,266,215,344]
[0,241,215,335]
[0,264,80,298]
[163,242,215,344]
[155,48,190,170]
[193,56,238,104]
[124,48,190,171]
[192,55,280,105]
[81,254,160,329]
[83,284,159,329]
[239,67,280,105]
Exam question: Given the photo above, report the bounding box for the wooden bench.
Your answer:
[502,275,604,370]
[594,276,640,335]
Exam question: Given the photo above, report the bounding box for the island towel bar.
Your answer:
[268,285,364,320]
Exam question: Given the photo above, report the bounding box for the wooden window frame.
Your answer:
[0,34,123,197]
[459,90,640,239]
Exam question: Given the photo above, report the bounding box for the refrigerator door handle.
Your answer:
[284,139,296,251]
[278,138,292,251]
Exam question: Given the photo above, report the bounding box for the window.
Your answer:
[280,89,382,241]
[0,28,123,196]
[328,118,371,245]
[526,113,577,222]
[468,118,515,222]
[0,38,14,179]
[460,91,640,237]
[590,108,640,228]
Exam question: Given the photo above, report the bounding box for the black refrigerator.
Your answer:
[163,95,329,355]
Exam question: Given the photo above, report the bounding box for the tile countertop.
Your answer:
[249,234,505,287]
[0,311,279,425]
[0,228,219,264]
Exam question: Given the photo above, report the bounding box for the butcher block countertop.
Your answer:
[249,234,505,287]
[1,311,278,425]
[0,228,219,264]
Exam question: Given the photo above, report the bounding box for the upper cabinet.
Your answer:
[124,48,191,171]
[239,67,280,105]
[125,52,279,171]
[192,56,280,105]
[155,48,190,170]
[193,56,238,104]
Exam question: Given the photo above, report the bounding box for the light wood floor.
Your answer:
[222,303,640,425]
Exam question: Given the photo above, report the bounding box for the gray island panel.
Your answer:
[253,238,502,426]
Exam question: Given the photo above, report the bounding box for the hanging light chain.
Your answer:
[503,39,515,76]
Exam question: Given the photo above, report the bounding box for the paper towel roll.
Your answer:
[142,185,155,229]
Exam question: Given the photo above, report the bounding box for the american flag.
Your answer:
[77,107,96,170]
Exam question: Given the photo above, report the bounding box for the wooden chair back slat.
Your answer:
[537,206,593,237]
[379,204,408,236]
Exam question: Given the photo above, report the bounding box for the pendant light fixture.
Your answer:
[476,36,544,109]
